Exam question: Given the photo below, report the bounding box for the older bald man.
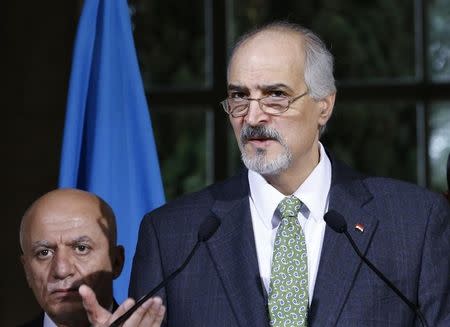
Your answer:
[19,188,165,327]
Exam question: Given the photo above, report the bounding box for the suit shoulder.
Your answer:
[361,176,450,223]
[363,176,444,201]
[142,170,248,223]
[17,313,44,327]
[331,156,449,212]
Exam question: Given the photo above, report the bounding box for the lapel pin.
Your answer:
[354,223,365,233]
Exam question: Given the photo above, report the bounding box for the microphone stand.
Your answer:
[109,214,220,327]
[109,241,201,327]
[342,230,429,327]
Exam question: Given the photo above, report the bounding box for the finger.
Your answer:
[107,298,136,325]
[121,297,161,327]
[149,298,166,327]
[79,284,110,325]
[127,297,165,327]
[147,297,166,327]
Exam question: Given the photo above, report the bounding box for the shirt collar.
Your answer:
[43,313,58,327]
[292,143,331,222]
[248,142,331,228]
[249,169,286,229]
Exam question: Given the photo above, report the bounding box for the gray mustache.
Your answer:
[240,125,282,144]
[47,280,82,293]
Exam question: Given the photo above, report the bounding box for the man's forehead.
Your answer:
[25,211,107,242]
[30,202,103,224]
[33,211,103,226]
[22,218,109,255]
[232,29,304,61]
[228,31,305,81]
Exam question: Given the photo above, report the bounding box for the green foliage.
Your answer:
[231,0,415,79]
[151,109,208,200]
[429,0,450,79]
[130,0,207,89]
[429,103,450,191]
[322,102,417,182]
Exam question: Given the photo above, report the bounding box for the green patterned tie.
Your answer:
[268,195,309,327]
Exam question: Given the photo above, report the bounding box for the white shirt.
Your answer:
[43,314,60,327]
[44,313,93,327]
[248,143,331,303]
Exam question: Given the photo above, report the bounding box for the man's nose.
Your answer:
[51,249,75,279]
[244,99,270,126]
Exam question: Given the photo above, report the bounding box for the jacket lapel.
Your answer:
[206,171,269,327]
[309,158,379,327]
[203,158,379,327]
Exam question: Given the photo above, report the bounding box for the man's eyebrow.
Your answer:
[259,83,293,92]
[227,83,294,93]
[70,236,93,244]
[30,237,93,249]
[31,240,52,249]
[227,84,249,92]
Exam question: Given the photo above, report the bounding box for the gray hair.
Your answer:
[229,21,336,100]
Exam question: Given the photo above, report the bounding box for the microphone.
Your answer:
[324,210,429,327]
[109,215,221,327]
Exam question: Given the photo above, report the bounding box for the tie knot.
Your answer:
[278,195,302,218]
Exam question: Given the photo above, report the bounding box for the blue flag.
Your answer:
[59,0,165,302]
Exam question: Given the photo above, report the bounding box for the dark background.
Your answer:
[2,2,78,326]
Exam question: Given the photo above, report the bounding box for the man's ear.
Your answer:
[317,93,336,126]
[111,245,125,280]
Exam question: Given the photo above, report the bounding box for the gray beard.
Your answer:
[238,124,293,176]
[240,144,292,176]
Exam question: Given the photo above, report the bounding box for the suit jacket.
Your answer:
[18,313,44,327]
[129,157,450,327]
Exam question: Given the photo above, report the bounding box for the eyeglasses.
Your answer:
[220,91,308,118]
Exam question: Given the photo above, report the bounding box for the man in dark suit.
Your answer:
[19,188,165,327]
[129,21,450,327]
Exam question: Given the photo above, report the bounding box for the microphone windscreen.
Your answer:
[198,215,221,242]
[324,210,348,233]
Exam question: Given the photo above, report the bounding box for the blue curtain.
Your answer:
[59,0,165,302]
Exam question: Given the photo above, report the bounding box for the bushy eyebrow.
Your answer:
[259,83,293,93]
[69,236,93,245]
[227,84,249,93]
[31,240,52,250]
[30,236,93,250]
[227,83,293,94]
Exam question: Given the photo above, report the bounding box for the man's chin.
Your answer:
[46,301,87,324]
[46,293,84,313]
[241,150,291,176]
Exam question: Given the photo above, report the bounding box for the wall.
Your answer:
[1,2,78,325]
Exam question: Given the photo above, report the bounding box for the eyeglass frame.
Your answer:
[220,91,308,118]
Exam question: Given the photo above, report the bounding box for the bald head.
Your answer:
[20,189,124,326]
[20,188,117,253]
